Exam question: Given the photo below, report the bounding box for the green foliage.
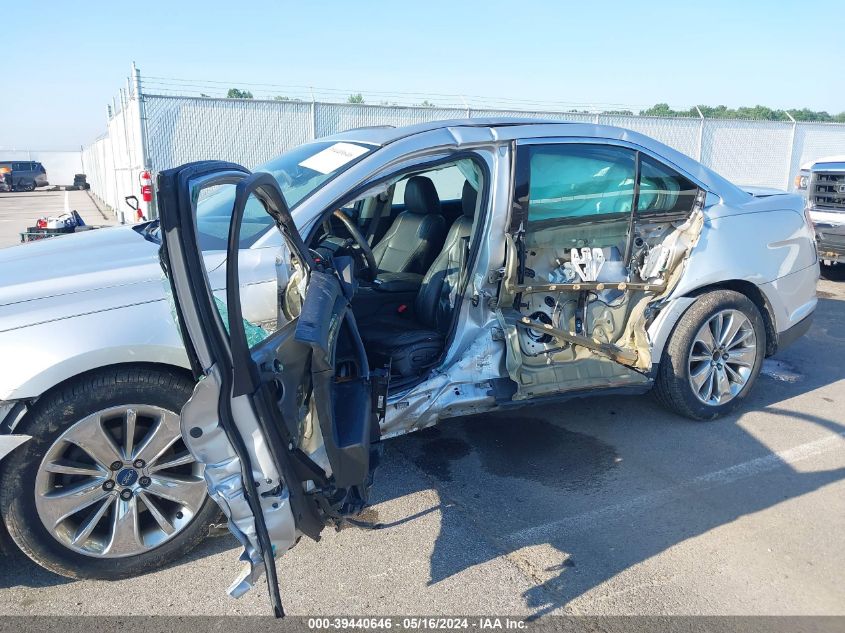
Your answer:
[418,100,435,107]
[226,88,254,99]
[347,93,365,104]
[639,102,845,122]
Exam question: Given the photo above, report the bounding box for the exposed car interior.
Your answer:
[497,144,705,399]
[289,158,485,388]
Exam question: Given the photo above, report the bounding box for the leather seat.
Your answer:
[360,181,478,377]
[371,176,447,274]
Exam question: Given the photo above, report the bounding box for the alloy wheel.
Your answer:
[34,404,206,558]
[687,309,757,406]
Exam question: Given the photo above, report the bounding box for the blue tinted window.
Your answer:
[527,145,636,224]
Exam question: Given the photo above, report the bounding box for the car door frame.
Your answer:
[158,161,379,616]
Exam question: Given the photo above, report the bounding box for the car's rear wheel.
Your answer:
[654,290,765,420]
[0,366,218,579]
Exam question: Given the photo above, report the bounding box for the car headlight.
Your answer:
[794,171,810,190]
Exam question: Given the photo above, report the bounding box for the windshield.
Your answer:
[137,140,374,250]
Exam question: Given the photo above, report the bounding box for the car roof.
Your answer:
[324,117,748,202]
[319,117,568,146]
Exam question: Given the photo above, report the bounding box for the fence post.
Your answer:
[132,63,151,171]
[695,106,705,162]
[785,111,798,191]
[310,101,317,140]
[132,62,154,218]
[461,96,471,119]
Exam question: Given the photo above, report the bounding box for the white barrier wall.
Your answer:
[83,93,845,221]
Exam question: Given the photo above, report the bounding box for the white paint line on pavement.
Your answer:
[505,430,845,545]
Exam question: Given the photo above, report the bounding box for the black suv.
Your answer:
[0,161,49,191]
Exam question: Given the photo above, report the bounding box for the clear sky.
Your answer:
[2,0,843,150]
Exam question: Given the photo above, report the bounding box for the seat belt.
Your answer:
[365,192,390,246]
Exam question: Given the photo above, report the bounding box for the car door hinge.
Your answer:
[488,267,506,284]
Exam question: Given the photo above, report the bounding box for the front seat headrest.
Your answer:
[404,176,441,215]
[461,180,478,217]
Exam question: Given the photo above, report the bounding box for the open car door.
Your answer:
[157,161,385,616]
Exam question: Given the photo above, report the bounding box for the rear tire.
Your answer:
[0,366,218,579]
[654,290,765,420]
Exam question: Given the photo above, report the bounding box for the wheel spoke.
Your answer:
[43,459,105,478]
[105,496,142,556]
[123,408,137,460]
[63,415,123,469]
[71,495,113,546]
[133,411,182,464]
[690,363,713,393]
[728,346,756,368]
[724,362,745,384]
[715,367,732,401]
[39,479,112,528]
[148,452,196,474]
[694,327,716,355]
[726,328,754,351]
[710,313,724,347]
[720,313,745,348]
[703,371,716,402]
[144,474,207,513]
[138,491,176,535]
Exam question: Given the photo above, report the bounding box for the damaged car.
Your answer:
[153,119,818,614]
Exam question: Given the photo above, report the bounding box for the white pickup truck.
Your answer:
[795,155,845,275]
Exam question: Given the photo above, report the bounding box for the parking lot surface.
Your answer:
[0,193,842,616]
[0,190,115,248]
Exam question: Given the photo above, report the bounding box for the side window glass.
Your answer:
[526,145,636,224]
[637,155,699,216]
[195,184,275,250]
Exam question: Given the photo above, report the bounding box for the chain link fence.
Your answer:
[82,91,845,221]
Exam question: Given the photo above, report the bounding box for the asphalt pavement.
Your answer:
[0,192,842,616]
[0,189,115,248]
[1,297,843,614]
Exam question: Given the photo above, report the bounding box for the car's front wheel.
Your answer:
[0,366,218,579]
[654,290,765,420]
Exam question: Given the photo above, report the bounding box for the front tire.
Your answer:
[0,366,218,579]
[654,290,765,420]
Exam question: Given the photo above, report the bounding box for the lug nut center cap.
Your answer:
[115,468,138,487]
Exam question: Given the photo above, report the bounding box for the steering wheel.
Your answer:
[331,209,379,280]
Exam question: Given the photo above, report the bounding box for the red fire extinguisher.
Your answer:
[138,170,152,221]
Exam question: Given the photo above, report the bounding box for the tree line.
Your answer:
[222,90,844,122]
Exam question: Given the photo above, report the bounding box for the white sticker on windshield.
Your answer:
[298,142,369,175]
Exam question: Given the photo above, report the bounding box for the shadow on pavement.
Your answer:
[388,294,845,615]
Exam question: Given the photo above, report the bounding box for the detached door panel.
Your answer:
[157,162,378,616]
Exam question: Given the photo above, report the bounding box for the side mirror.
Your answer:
[124,195,139,211]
